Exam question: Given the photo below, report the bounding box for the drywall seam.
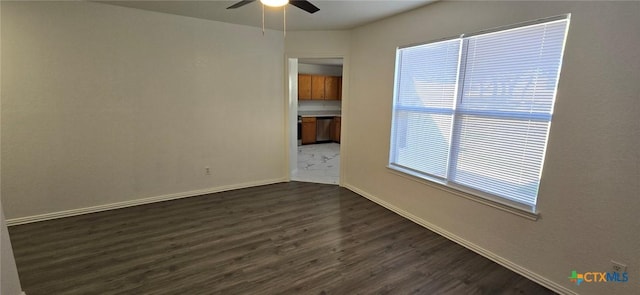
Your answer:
[6,178,287,226]
[343,183,577,295]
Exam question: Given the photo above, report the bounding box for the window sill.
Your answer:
[386,166,540,221]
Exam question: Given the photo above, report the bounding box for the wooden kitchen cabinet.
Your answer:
[324,76,340,100]
[331,117,341,143]
[301,117,317,144]
[298,74,312,100]
[298,74,343,101]
[338,77,342,101]
[311,76,325,100]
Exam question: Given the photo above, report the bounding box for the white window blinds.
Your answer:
[391,39,461,178]
[389,17,570,210]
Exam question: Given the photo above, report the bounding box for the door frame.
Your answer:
[284,55,348,186]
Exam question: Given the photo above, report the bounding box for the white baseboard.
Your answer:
[343,183,576,295]
[7,178,287,226]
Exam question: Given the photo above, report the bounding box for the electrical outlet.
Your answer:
[205,167,211,175]
[611,260,627,272]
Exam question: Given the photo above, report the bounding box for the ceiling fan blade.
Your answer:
[227,0,256,9]
[290,1,320,14]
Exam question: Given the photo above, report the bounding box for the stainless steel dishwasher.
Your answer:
[316,117,332,142]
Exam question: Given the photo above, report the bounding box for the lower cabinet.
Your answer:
[301,116,340,145]
[331,117,341,143]
[301,117,317,144]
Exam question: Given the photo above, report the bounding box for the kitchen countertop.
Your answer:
[298,111,341,118]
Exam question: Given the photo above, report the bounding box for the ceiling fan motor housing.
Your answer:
[227,0,320,14]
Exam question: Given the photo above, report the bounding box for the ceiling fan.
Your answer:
[227,0,320,14]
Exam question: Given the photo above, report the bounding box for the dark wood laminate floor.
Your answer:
[9,182,554,295]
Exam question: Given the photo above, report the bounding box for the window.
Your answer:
[389,16,570,212]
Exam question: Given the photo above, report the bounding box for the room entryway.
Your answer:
[288,57,343,185]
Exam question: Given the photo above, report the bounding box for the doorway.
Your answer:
[288,57,344,185]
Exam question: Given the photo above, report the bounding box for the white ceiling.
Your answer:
[99,0,436,31]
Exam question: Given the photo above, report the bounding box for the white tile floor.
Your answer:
[291,143,340,185]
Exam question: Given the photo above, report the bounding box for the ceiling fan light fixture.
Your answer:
[260,0,289,8]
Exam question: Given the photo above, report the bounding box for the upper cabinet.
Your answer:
[324,76,340,100]
[311,75,325,100]
[298,74,342,101]
[338,77,342,101]
[298,74,312,100]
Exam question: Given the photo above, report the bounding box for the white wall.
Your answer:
[298,63,342,76]
[1,1,286,220]
[285,31,351,58]
[297,100,341,112]
[345,1,640,294]
[0,2,24,294]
